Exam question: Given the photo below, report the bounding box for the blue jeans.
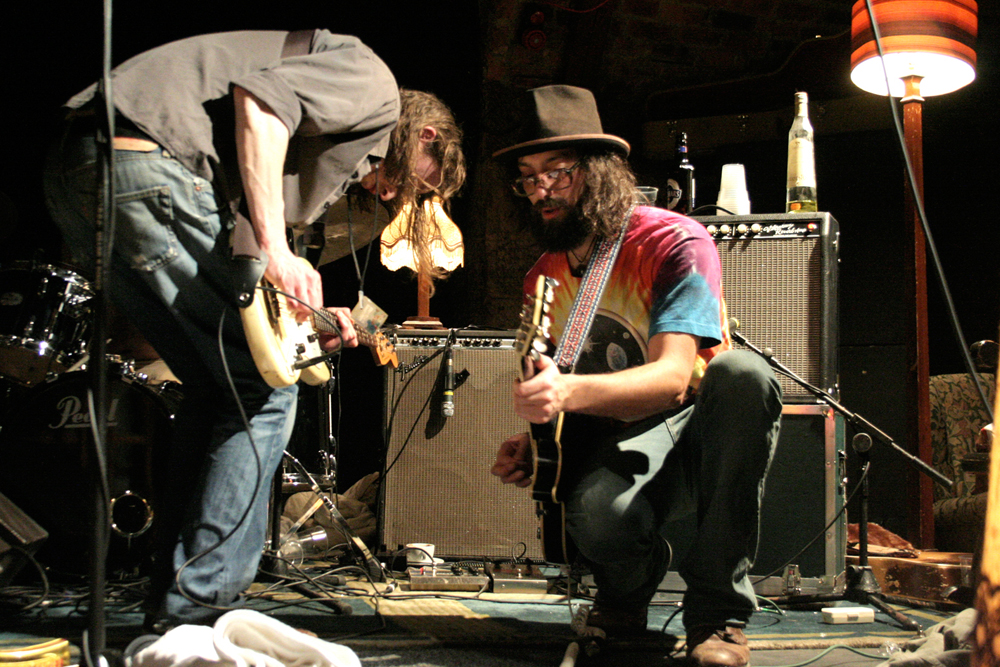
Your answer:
[564,350,782,630]
[43,122,298,624]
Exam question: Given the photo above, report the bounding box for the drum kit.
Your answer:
[0,260,335,579]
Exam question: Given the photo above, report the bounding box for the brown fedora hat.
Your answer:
[492,85,630,159]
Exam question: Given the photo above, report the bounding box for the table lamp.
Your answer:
[380,197,464,328]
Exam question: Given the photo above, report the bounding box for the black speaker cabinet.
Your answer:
[692,212,839,403]
[664,404,847,598]
[751,404,846,597]
[379,329,543,560]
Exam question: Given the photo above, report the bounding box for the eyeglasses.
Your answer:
[511,161,581,197]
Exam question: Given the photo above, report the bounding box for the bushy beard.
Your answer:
[526,197,595,253]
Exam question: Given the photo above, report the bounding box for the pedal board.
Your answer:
[487,562,549,595]
[407,563,490,592]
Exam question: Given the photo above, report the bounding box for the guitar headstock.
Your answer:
[515,275,557,370]
[369,330,399,368]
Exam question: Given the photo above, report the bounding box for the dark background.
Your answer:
[2,1,997,548]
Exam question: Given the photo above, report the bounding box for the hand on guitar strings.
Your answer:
[491,432,533,488]
[260,285,359,352]
[514,353,568,424]
[263,246,323,320]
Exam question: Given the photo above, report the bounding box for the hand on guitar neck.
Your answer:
[311,306,359,352]
[514,353,568,425]
[496,274,576,564]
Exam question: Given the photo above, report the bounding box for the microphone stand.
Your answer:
[731,324,952,632]
[85,2,116,664]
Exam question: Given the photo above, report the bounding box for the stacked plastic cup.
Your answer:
[716,164,751,215]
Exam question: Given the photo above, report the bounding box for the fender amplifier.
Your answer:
[692,212,839,402]
[379,329,543,560]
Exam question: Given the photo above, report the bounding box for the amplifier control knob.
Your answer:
[706,224,718,235]
[750,223,762,233]
[719,224,731,235]
[736,224,749,235]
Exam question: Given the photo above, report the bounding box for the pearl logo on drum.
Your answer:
[49,394,121,429]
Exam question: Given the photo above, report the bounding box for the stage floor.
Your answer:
[0,565,965,667]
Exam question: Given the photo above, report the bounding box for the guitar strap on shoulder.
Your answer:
[552,205,635,373]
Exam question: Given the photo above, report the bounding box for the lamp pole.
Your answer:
[900,74,935,548]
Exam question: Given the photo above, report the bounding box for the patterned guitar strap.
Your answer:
[552,205,635,373]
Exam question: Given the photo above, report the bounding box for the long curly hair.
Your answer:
[576,151,637,238]
[381,89,466,282]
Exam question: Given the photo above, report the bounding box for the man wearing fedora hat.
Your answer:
[490,85,783,667]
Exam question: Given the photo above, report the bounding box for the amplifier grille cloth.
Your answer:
[381,344,543,559]
[718,236,823,401]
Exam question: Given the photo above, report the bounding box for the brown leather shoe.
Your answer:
[686,625,750,667]
[585,602,648,637]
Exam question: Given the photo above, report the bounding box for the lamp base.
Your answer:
[401,315,446,330]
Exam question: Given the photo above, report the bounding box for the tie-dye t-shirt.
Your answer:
[523,206,731,391]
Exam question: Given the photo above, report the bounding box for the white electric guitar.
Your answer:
[241,258,397,388]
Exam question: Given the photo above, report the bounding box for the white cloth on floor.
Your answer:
[127,609,361,667]
[877,607,977,667]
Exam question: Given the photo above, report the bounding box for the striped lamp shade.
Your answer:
[850,0,977,97]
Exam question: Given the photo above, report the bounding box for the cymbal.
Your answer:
[315,198,391,267]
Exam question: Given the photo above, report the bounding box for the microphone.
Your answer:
[442,345,455,417]
[727,317,747,345]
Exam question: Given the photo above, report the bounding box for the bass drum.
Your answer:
[0,360,179,578]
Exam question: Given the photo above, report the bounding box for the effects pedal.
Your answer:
[407,562,490,592]
[487,562,549,595]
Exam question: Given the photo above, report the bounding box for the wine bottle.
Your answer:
[786,92,818,213]
[664,132,696,214]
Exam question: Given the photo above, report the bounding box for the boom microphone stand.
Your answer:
[730,321,952,632]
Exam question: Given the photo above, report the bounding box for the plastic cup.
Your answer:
[405,542,436,565]
[716,164,750,215]
[634,186,659,205]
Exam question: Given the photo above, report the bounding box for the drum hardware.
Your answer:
[264,378,340,575]
[281,471,335,494]
[0,262,94,387]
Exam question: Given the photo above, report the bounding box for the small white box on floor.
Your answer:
[821,606,875,624]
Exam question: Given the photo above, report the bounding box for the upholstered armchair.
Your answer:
[930,370,995,553]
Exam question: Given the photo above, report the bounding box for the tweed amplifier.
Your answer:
[692,212,839,403]
[379,329,543,561]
